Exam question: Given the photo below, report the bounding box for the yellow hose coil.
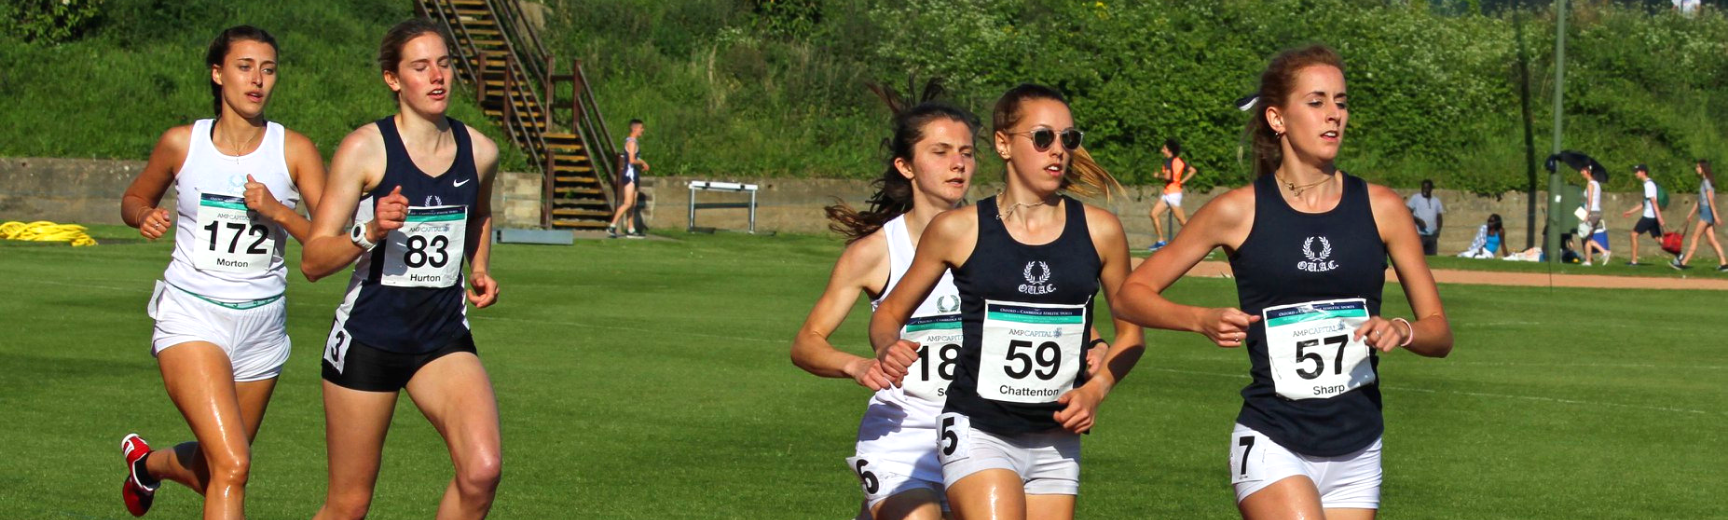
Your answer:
[0,221,98,247]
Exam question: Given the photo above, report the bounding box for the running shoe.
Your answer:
[1626,262,1642,266]
[1670,257,1686,270]
[1150,240,1167,251]
[606,225,618,239]
[626,230,646,239]
[1717,264,1727,273]
[121,433,157,517]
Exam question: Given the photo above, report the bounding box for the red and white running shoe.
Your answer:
[120,433,157,517]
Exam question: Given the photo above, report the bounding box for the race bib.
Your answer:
[192,193,274,273]
[1262,298,1377,400]
[936,413,973,465]
[977,300,1085,404]
[380,205,467,288]
[1230,430,1266,484]
[324,326,353,374]
[900,314,961,402]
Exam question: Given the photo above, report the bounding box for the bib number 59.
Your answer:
[1005,340,1060,380]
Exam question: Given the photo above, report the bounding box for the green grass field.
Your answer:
[2,226,1723,518]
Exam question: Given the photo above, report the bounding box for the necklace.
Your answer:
[214,122,264,164]
[1276,171,1335,198]
[996,192,1059,221]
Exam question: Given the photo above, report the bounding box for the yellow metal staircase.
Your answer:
[418,0,620,229]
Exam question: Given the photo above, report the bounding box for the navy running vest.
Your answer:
[343,116,479,353]
[1231,173,1386,456]
[945,195,1100,435]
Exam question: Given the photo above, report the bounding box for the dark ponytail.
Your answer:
[205,25,278,116]
[1244,45,1345,177]
[826,80,980,243]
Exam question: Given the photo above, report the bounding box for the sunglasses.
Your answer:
[1010,128,1084,152]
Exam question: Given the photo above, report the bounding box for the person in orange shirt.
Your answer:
[1149,138,1194,250]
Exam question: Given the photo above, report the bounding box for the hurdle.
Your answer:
[687,180,759,234]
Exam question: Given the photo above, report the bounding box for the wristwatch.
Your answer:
[350,222,378,251]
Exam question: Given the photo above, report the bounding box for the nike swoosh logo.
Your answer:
[454,178,472,187]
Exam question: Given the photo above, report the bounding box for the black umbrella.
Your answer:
[1546,150,1609,183]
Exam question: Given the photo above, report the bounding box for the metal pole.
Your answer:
[1545,0,1568,264]
[1516,0,1540,250]
[749,190,758,234]
[688,184,697,232]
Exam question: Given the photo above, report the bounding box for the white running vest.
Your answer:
[871,215,962,406]
[162,119,299,300]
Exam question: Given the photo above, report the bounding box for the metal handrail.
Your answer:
[482,0,549,94]
[574,60,618,169]
[418,1,480,84]
[499,54,546,173]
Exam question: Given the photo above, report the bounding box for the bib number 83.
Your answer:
[404,235,451,268]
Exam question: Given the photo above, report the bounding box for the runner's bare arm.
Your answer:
[1055,206,1145,433]
[869,210,975,382]
[1368,184,1452,357]
[791,233,892,388]
[259,130,325,244]
[301,125,387,282]
[1080,205,1145,393]
[465,127,500,308]
[121,126,191,239]
[1116,186,1260,346]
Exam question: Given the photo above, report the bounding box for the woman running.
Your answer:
[869,84,1144,520]
[1114,45,1453,520]
[791,88,980,519]
[118,25,326,519]
[1672,160,1724,271]
[1149,138,1194,250]
[608,119,648,238]
[299,19,502,520]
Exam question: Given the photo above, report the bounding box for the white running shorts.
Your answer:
[1229,422,1382,510]
[849,395,947,511]
[148,281,291,382]
[936,412,1080,495]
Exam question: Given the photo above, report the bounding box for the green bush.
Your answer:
[6,0,1728,198]
[0,0,526,170]
[2,0,104,44]
[541,0,1728,197]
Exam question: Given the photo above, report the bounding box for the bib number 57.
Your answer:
[1294,335,1350,380]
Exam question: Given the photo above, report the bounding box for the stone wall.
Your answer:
[0,158,543,229]
[645,175,1708,253]
[0,158,1705,251]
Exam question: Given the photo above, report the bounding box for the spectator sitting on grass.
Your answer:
[1458,213,1506,259]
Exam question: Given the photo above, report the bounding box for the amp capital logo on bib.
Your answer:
[1018,261,1056,295]
[1297,236,1338,273]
